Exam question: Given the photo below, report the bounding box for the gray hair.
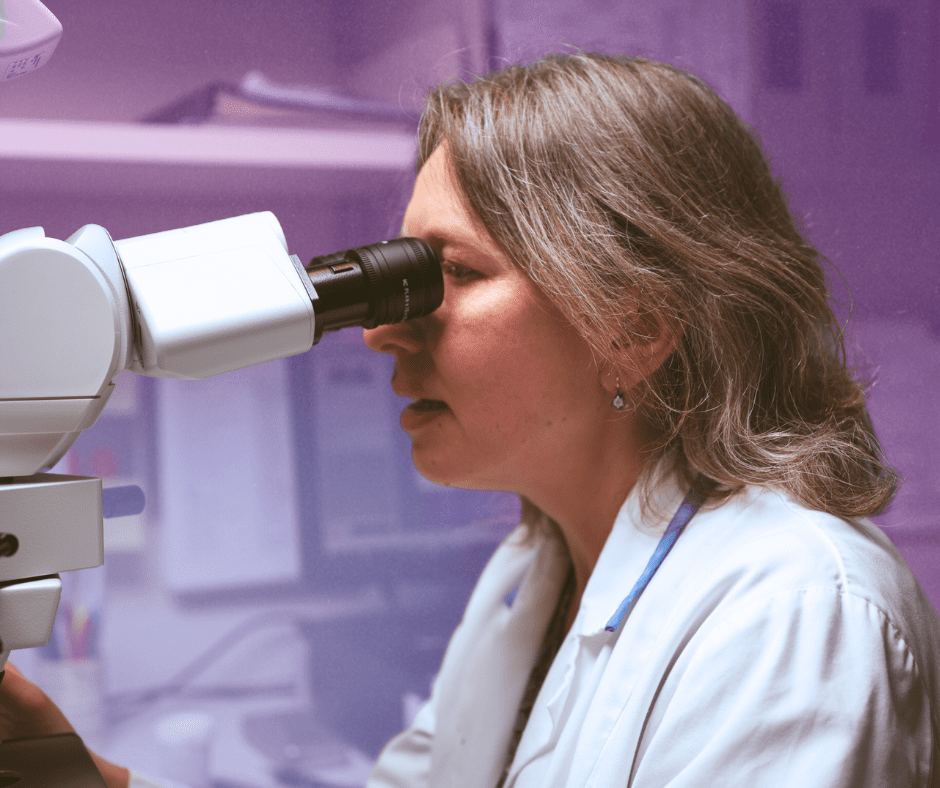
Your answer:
[417,52,897,519]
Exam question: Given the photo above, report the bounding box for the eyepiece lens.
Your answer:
[305,237,442,341]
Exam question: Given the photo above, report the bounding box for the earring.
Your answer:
[610,378,628,411]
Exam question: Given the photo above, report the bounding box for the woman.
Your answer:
[3,53,940,788]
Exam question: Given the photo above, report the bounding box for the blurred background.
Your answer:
[1,1,937,786]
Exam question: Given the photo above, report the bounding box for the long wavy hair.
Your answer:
[417,52,898,519]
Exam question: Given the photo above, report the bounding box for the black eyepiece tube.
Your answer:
[305,238,443,343]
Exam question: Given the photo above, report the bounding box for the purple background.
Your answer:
[2,0,938,780]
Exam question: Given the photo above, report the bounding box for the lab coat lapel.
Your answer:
[506,470,688,786]
[430,527,570,788]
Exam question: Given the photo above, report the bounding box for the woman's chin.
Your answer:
[410,448,496,492]
[411,451,462,489]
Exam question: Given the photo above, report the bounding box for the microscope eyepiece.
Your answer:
[305,238,443,343]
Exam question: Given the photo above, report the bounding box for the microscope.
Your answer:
[0,213,441,783]
[2,6,441,779]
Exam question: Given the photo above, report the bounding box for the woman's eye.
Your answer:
[441,261,479,281]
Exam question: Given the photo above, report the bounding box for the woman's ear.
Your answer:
[607,311,681,393]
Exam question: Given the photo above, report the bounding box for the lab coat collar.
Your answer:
[502,467,690,785]
[429,516,572,788]
[574,465,687,636]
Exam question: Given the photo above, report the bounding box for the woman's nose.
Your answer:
[363,320,424,356]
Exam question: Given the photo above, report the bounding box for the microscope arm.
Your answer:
[0,213,316,669]
[0,211,439,671]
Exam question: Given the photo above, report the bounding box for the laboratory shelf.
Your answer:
[0,118,417,197]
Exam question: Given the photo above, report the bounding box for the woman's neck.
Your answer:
[532,434,650,611]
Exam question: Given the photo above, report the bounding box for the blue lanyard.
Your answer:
[604,476,714,632]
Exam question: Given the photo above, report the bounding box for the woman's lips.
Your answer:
[401,398,451,430]
[408,398,449,411]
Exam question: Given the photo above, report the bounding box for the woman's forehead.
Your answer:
[405,148,463,226]
[405,147,504,260]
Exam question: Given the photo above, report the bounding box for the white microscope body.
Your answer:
[0,4,440,781]
[0,212,318,670]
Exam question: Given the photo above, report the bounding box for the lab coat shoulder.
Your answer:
[684,486,940,703]
[626,581,936,787]
[613,487,940,787]
[371,484,940,788]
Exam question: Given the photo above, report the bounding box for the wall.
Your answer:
[2,0,939,781]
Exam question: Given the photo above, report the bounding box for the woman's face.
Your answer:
[363,146,613,495]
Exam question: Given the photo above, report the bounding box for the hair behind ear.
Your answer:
[419,53,899,519]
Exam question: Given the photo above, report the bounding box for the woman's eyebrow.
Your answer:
[428,228,484,252]
[399,223,495,260]
[399,227,466,249]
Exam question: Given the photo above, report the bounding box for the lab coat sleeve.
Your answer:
[629,586,937,788]
[366,693,436,788]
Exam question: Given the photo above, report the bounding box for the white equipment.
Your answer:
[0,0,62,81]
[0,211,441,674]
[0,5,442,783]
[0,212,438,788]
[0,212,318,671]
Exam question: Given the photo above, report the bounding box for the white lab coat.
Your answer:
[368,474,940,788]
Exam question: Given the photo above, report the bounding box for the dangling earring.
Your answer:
[610,378,627,411]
